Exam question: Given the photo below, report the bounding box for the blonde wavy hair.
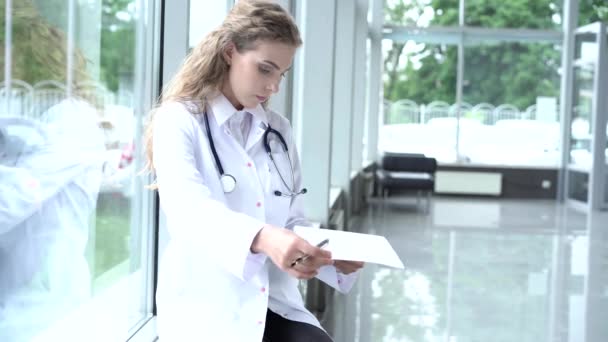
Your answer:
[143,0,301,175]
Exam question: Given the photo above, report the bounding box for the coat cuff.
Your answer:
[227,219,268,282]
[242,229,269,281]
[315,265,360,294]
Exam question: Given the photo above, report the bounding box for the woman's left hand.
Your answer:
[333,260,364,275]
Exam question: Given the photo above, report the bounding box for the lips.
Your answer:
[256,96,267,102]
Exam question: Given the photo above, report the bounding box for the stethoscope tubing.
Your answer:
[203,111,303,196]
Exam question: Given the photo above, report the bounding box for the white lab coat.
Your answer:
[0,99,104,341]
[153,95,358,341]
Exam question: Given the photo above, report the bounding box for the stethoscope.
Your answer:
[203,112,307,198]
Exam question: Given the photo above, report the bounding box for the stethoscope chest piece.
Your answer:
[221,174,237,193]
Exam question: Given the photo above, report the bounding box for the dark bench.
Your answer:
[376,153,437,212]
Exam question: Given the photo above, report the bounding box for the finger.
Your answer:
[292,261,317,274]
[301,245,332,265]
[299,243,332,262]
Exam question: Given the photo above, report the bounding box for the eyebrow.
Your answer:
[262,60,291,72]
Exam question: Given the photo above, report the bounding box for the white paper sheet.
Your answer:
[293,226,404,269]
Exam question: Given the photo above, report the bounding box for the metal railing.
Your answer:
[1,79,133,118]
[384,99,556,125]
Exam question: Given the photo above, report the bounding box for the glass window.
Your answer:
[1,0,156,340]
[381,40,458,163]
[384,0,459,27]
[460,42,561,167]
[465,0,562,29]
[569,32,596,170]
[578,0,608,27]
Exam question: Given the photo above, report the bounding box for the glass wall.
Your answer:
[381,40,458,162]
[381,0,563,167]
[0,0,157,340]
[464,0,563,29]
[384,0,458,27]
[460,42,561,166]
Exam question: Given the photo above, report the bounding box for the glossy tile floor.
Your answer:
[329,196,608,342]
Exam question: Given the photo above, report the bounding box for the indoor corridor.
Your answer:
[329,196,607,342]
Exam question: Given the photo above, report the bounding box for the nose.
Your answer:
[267,79,280,94]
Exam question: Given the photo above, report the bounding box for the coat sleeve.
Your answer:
[0,163,84,233]
[153,105,267,282]
[0,132,102,233]
[280,119,359,293]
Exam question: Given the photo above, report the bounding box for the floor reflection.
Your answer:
[332,197,608,342]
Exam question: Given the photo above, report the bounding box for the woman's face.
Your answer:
[224,40,296,110]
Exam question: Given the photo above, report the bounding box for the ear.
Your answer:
[223,42,235,66]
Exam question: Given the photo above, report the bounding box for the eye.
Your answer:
[258,66,272,75]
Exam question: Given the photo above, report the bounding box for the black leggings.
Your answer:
[262,309,333,342]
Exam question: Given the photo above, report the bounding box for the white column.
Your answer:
[158,0,191,261]
[270,0,295,119]
[365,0,383,163]
[330,0,356,191]
[350,0,369,171]
[162,0,190,83]
[292,0,337,224]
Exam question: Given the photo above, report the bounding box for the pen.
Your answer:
[290,238,329,267]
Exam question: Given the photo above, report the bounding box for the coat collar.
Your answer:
[208,93,268,128]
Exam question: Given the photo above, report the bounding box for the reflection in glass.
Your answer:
[353,203,608,342]
[0,0,151,339]
[569,33,597,169]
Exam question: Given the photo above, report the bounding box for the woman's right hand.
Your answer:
[251,225,332,279]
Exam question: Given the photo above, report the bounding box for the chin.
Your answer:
[245,99,260,108]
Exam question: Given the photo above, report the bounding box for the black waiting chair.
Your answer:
[375,153,437,212]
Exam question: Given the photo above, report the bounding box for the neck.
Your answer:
[221,81,244,110]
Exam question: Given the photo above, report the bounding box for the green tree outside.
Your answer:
[383,0,607,122]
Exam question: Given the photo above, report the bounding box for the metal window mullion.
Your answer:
[383,26,562,44]
[459,0,465,26]
[351,0,369,171]
[331,0,355,190]
[4,0,12,114]
[131,0,163,323]
[558,0,579,202]
[365,0,383,163]
[67,0,75,96]
[454,0,465,163]
[588,22,607,210]
[155,0,191,315]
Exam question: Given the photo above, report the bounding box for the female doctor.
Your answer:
[145,1,363,341]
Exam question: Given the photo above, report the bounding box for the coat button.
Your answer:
[256,202,261,207]
[260,287,266,293]
[258,320,264,325]
[247,162,252,167]
[338,279,342,284]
